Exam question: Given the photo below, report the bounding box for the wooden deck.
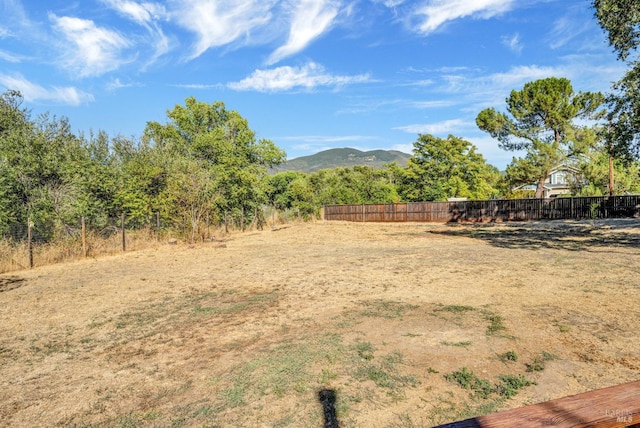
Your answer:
[434,380,640,428]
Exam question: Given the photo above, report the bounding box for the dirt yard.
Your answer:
[1,219,639,427]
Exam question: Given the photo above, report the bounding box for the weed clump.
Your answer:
[498,350,518,363]
[445,367,535,400]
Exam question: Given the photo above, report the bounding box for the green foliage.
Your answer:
[0,91,116,239]
[498,350,518,363]
[593,0,640,62]
[444,367,495,399]
[276,148,411,172]
[576,146,640,196]
[0,92,290,240]
[526,358,546,372]
[143,97,286,233]
[477,77,604,197]
[445,367,535,400]
[400,134,500,201]
[495,374,535,398]
[484,313,507,336]
[264,171,317,219]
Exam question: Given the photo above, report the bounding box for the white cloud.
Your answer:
[267,0,340,65]
[485,65,562,88]
[337,97,454,115]
[0,49,22,63]
[548,14,591,50]
[106,77,139,91]
[172,83,225,90]
[49,13,131,77]
[502,33,522,54]
[0,73,94,105]
[101,0,167,25]
[101,0,170,64]
[414,0,514,34]
[393,118,470,134]
[171,0,275,60]
[228,62,371,92]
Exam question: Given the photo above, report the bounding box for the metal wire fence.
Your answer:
[0,213,164,274]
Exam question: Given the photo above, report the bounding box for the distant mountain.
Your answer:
[271,148,412,173]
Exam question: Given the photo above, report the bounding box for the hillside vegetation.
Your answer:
[271,148,411,173]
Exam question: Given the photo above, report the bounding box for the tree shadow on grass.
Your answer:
[429,219,640,252]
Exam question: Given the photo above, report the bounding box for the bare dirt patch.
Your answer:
[1,219,639,427]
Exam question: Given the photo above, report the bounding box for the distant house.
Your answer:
[513,164,585,198]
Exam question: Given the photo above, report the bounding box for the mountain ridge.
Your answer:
[271,148,411,173]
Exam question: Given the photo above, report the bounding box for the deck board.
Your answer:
[434,380,640,428]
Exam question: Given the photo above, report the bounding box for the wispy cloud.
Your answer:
[548,14,591,50]
[434,64,566,113]
[337,97,454,115]
[372,0,406,7]
[106,77,138,91]
[101,0,170,65]
[0,73,94,105]
[171,0,275,60]
[101,0,167,25]
[228,62,371,92]
[1,0,33,32]
[484,65,562,88]
[267,0,340,65]
[0,49,23,63]
[49,13,132,77]
[502,33,522,54]
[393,118,471,134]
[172,83,225,90]
[414,0,514,34]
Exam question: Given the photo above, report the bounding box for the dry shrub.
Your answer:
[0,228,165,274]
[0,240,29,273]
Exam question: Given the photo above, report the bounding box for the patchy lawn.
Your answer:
[1,219,639,427]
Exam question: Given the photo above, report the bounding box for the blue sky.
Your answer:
[0,0,626,169]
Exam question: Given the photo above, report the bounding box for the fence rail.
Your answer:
[324,195,640,223]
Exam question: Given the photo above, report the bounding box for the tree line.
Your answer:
[2,80,640,242]
[0,92,286,241]
[2,2,640,240]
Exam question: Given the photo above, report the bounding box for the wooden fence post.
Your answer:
[27,218,33,269]
[156,211,160,240]
[121,213,126,252]
[81,216,87,257]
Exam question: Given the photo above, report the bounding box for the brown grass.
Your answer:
[1,219,639,427]
[0,228,175,274]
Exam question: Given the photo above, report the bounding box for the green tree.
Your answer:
[265,171,313,212]
[308,165,400,206]
[593,0,640,159]
[112,136,168,226]
[400,134,499,201]
[0,90,31,236]
[476,77,604,198]
[578,147,640,196]
[144,97,285,230]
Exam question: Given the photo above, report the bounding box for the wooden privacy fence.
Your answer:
[324,195,640,223]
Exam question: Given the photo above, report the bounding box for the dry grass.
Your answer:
[0,228,174,274]
[1,219,639,427]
